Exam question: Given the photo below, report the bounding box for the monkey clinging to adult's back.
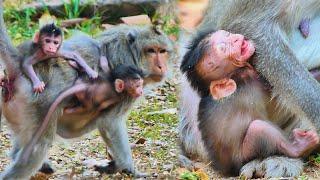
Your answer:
[20,23,98,93]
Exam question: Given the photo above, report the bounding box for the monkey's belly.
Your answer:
[58,109,99,131]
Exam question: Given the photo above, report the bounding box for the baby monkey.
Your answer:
[21,64,144,163]
[64,64,144,114]
[23,23,98,93]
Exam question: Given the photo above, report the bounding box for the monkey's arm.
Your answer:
[23,55,45,92]
[59,50,98,78]
[254,26,320,128]
[97,99,119,111]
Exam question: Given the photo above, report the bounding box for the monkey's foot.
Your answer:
[290,129,319,156]
[38,162,55,174]
[68,60,80,69]
[87,70,98,79]
[94,160,117,174]
[240,156,303,178]
[178,154,195,170]
[94,161,149,177]
[299,18,310,38]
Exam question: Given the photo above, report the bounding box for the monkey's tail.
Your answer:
[0,0,21,78]
[21,83,89,164]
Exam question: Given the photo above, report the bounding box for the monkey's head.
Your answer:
[109,64,145,98]
[180,28,255,97]
[98,25,175,84]
[33,23,63,56]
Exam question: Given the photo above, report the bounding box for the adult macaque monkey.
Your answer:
[0,0,175,178]
[21,23,98,93]
[21,64,144,163]
[179,0,320,178]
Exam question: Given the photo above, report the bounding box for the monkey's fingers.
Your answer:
[33,82,46,93]
[88,70,98,79]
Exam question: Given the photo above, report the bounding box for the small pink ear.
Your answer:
[33,31,40,43]
[209,78,237,100]
[115,79,125,93]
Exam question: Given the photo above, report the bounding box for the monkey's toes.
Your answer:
[38,163,55,174]
[94,160,117,174]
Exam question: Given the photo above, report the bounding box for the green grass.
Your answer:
[4,7,38,45]
[153,13,180,37]
[128,85,178,140]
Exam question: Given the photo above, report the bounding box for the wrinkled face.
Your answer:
[143,45,169,82]
[40,34,62,56]
[126,79,144,98]
[196,30,255,82]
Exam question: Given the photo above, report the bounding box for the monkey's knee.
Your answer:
[245,120,269,139]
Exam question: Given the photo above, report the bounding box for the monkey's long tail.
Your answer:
[21,83,89,164]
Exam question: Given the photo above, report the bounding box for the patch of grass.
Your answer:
[309,153,320,164]
[128,83,178,140]
[62,0,83,19]
[179,171,200,180]
[153,13,180,37]
[4,7,37,44]
[298,174,309,180]
[75,16,102,35]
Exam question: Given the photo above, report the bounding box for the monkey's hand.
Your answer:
[87,70,98,79]
[299,18,310,38]
[33,81,45,93]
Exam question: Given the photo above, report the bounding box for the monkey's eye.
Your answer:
[45,39,51,43]
[147,48,156,53]
[160,49,167,54]
[53,41,59,45]
[216,43,226,52]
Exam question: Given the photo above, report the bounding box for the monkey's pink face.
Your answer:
[41,35,62,55]
[197,30,255,82]
[127,79,144,98]
[208,30,255,63]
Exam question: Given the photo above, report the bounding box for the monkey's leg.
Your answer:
[64,105,87,114]
[178,76,208,162]
[95,115,148,177]
[9,139,54,174]
[240,119,307,178]
[242,120,319,160]
[0,124,55,179]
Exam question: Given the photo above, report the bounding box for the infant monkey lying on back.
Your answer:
[190,30,319,174]
[21,23,98,93]
[21,64,145,162]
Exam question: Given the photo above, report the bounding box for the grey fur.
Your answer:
[0,0,175,178]
[179,0,320,177]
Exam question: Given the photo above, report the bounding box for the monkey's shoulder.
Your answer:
[17,40,38,56]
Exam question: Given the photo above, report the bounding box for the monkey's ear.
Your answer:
[33,31,40,43]
[127,31,137,44]
[209,78,237,100]
[115,79,125,93]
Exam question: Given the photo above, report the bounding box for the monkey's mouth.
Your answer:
[240,40,249,56]
[44,51,56,56]
[148,74,165,82]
